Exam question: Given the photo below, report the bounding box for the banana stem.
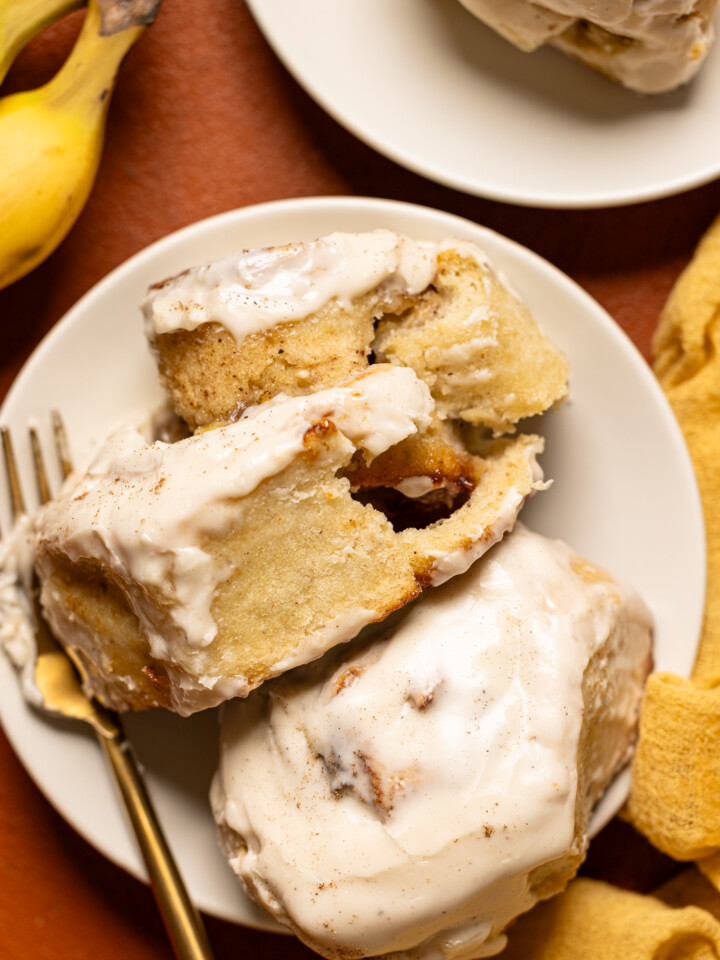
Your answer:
[42,0,159,117]
[0,0,84,87]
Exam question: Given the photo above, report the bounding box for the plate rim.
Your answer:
[246,0,720,209]
[0,194,707,925]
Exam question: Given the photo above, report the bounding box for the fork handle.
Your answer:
[97,729,215,960]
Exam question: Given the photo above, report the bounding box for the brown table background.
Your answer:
[0,2,717,957]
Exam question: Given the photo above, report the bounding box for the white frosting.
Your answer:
[460,0,574,49]
[395,475,438,498]
[143,230,438,344]
[0,516,42,706]
[35,366,433,665]
[211,525,653,960]
[424,326,500,400]
[143,231,497,346]
[428,487,528,585]
[458,0,717,92]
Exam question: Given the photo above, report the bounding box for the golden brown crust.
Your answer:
[36,237,569,713]
[36,553,170,711]
[36,427,542,714]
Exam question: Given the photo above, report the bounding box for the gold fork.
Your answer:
[1,415,215,960]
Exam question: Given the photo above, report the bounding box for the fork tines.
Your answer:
[1,426,26,522]
[1,412,72,526]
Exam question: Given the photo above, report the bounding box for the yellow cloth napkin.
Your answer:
[501,216,720,958]
[628,214,720,868]
[501,877,720,960]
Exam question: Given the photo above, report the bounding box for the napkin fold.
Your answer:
[501,877,720,960]
[628,213,720,865]
[651,216,720,689]
[503,215,720,958]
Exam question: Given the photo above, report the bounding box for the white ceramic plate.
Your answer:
[0,197,705,929]
[247,0,720,208]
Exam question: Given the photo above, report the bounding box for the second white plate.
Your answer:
[0,197,705,928]
[248,0,720,208]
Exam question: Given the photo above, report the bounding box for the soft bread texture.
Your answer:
[374,248,570,434]
[458,0,718,93]
[211,525,653,960]
[145,232,566,562]
[144,233,568,435]
[33,369,544,715]
[152,290,380,432]
[31,233,562,715]
[144,231,435,432]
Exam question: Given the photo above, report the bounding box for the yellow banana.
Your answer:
[0,0,161,290]
[0,0,84,87]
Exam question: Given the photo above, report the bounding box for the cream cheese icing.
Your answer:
[142,231,495,347]
[394,475,438,498]
[458,0,717,92]
[211,524,653,960]
[0,515,42,706]
[34,364,433,668]
[143,230,437,345]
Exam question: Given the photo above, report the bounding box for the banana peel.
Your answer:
[0,0,162,291]
[0,0,83,86]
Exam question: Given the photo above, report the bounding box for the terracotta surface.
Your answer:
[0,1,715,957]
